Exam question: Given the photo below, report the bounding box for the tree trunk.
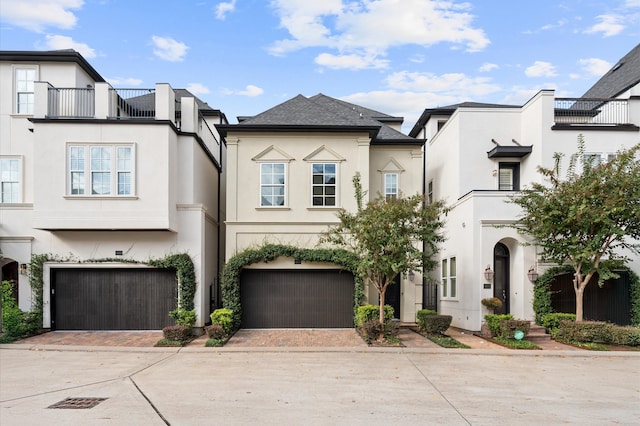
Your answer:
[378,289,386,326]
[575,286,584,322]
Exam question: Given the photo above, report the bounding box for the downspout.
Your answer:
[216,114,223,310]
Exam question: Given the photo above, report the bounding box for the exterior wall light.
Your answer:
[20,263,28,275]
[408,270,415,282]
[527,266,539,282]
[484,265,494,282]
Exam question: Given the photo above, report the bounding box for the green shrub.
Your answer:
[418,315,452,335]
[355,304,393,327]
[162,325,191,341]
[542,313,576,333]
[169,308,196,327]
[552,321,613,343]
[484,314,513,335]
[497,319,531,339]
[1,280,41,341]
[210,308,234,335]
[416,309,437,329]
[205,338,225,347]
[607,326,640,346]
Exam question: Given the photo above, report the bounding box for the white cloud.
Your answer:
[314,52,389,69]
[106,77,143,86]
[525,61,557,77]
[151,36,189,62]
[215,0,237,20]
[385,71,501,98]
[625,0,640,8]
[186,83,210,95]
[578,58,612,77]
[585,14,624,37]
[0,0,83,32]
[43,34,95,57]
[479,62,498,72]
[499,84,558,105]
[222,84,264,97]
[268,0,489,67]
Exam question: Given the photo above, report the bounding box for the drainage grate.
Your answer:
[48,397,108,409]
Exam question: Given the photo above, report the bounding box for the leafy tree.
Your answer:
[321,173,447,334]
[511,136,640,321]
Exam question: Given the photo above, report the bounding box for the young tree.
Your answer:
[511,137,640,321]
[321,173,447,332]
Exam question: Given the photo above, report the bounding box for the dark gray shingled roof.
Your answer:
[122,89,222,116]
[582,43,640,99]
[227,93,418,144]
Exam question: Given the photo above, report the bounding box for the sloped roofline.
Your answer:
[0,49,105,82]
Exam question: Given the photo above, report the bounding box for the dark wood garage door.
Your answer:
[51,268,177,330]
[241,269,354,328]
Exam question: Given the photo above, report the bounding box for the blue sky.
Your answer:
[1,0,639,130]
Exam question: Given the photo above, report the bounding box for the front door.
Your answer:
[383,275,401,320]
[493,243,510,314]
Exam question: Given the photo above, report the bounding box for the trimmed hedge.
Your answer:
[356,304,394,326]
[484,314,513,335]
[162,325,191,341]
[552,321,640,346]
[418,315,452,335]
[498,319,531,339]
[542,313,576,333]
[415,308,437,330]
[210,308,234,335]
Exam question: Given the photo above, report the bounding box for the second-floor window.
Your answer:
[498,162,520,191]
[68,145,134,196]
[260,163,286,206]
[384,173,398,201]
[0,157,21,203]
[15,68,36,115]
[312,163,336,206]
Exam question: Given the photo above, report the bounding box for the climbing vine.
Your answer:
[220,243,364,330]
[27,252,196,319]
[534,265,640,326]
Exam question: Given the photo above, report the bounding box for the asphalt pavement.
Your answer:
[1,343,639,425]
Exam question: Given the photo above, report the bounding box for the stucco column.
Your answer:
[33,81,49,118]
[180,97,197,133]
[155,83,175,121]
[94,82,110,119]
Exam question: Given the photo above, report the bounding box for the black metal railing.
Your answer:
[108,88,156,119]
[47,87,95,118]
[554,98,629,125]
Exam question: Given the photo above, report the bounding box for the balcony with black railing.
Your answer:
[554,98,630,126]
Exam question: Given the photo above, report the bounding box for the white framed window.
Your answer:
[15,67,36,115]
[384,173,398,201]
[427,180,434,204]
[67,144,134,196]
[311,163,336,206]
[441,256,457,298]
[260,162,286,206]
[0,157,21,203]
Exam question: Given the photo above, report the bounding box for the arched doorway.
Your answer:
[1,258,19,303]
[493,243,510,314]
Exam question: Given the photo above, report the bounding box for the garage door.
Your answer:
[51,268,177,330]
[240,269,354,328]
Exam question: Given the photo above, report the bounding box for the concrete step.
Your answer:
[527,324,551,342]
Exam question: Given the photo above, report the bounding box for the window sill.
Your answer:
[307,207,341,211]
[64,196,138,200]
[255,207,290,211]
[440,298,459,302]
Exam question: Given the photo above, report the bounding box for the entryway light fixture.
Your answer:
[527,266,539,282]
[19,263,28,275]
[484,265,494,282]
[408,270,415,282]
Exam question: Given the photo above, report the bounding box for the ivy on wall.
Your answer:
[220,243,364,330]
[28,252,196,321]
[533,265,640,326]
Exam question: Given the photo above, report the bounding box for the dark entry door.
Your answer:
[493,243,510,314]
[51,268,177,330]
[240,269,354,328]
[383,275,401,319]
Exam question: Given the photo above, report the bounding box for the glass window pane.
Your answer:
[313,175,323,184]
[325,186,335,195]
[441,259,447,278]
[313,187,323,196]
[92,172,111,195]
[450,278,456,298]
[325,197,335,206]
[450,257,456,276]
[273,163,284,173]
[312,197,323,206]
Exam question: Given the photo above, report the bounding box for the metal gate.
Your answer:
[550,270,632,325]
[51,268,177,330]
[240,269,354,328]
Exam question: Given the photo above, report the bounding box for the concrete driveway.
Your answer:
[1,343,638,425]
